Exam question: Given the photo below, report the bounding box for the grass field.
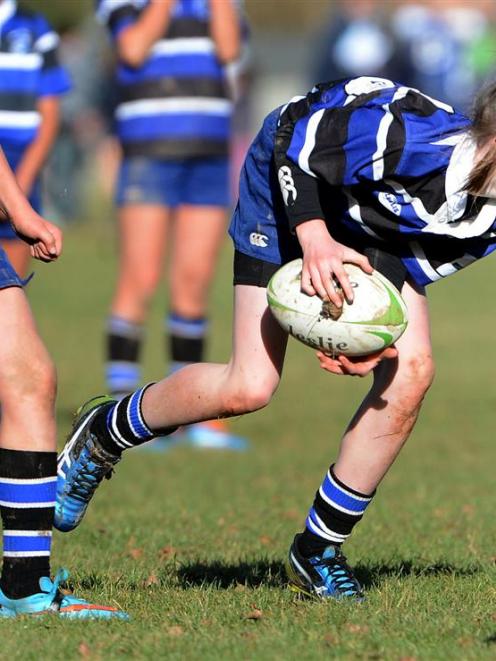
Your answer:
[5,215,496,659]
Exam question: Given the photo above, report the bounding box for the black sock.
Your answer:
[0,449,56,599]
[91,384,177,455]
[167,312,207,374]
[299,464,375,558]
[106,316,143,398]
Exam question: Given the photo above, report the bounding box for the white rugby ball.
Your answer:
[266,259,408,357]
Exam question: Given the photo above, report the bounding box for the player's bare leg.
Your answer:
[287,280,434,600]
[0,240,30,280]
[168,205,247,448]
[111,204,170,322]
[0,287,57,452]
[333,279,434,493]
[55,285,288,532]
[106,204,169,397]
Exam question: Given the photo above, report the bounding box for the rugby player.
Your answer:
[56,76,496,600]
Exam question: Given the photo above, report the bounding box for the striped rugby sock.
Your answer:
[106,316,143,399]
[91,384,177,455]
[0,449,56,599]
[167,313,207,374]
[299,465,374,557]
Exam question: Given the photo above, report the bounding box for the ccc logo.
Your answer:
[278,166,297,205]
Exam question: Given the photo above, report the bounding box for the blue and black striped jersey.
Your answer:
[0,0,71,151]
[96,0,235,159]
[274,76,496,286]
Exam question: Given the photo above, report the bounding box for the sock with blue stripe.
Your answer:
[91,384,177,455]
[167,312,207,374]
[298,464,375,558]
[0,449,56,599]
[106,316,143,399]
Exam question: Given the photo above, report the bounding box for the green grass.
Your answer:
[5,216,496,659]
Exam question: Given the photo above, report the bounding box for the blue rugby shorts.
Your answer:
[116,156,230,208]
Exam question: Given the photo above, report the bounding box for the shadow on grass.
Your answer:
[178,559,287,589]
[177,559,482,591]
[70,559,482,593]
[355,561,481,589]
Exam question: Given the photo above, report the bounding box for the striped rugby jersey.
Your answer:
[275,76,496,286]
[96,0,236,159]
[0,0,70,152]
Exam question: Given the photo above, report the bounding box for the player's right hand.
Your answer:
[10,209,62,262]
[316,346,398,377]
[295,219,372,307]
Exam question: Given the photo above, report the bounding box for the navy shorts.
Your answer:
[0,146,42,241]
[0,244,26,289]
[229,108,406,291]
[116,156,230,208]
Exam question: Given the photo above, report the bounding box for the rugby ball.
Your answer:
[266,259,408,357]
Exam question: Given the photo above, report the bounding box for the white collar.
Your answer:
[0,0,17,29]
[444,132,476,221]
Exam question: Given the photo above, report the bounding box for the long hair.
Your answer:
[464,83,496,196]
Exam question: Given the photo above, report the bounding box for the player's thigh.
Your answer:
[0,239,30,279]
[375,279,434,390]
[228,284,288,400]
[117,204,170,282]
[0,286,55,398]
[170,204,227,281]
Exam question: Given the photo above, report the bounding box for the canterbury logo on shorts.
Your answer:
[278,166,297,205]
[249,232,269,247]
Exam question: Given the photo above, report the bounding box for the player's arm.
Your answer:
[0,148,62,262]
[274,110,371,307]
[209,0,240,63]
[114,0,176,68]
[15,97,60,197]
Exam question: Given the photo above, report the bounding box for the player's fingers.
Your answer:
[331,261,354,303]
[300,264,316,296]
[38,226,58,258]
[50,225,63,257]
[344,249,373,274]
[338,354,377,377]
[313,263,343,307]
[316,351,346,375]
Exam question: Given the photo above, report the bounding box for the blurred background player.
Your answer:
[0,0,70,277]
[96,0,248,450]
[310,0,411,86]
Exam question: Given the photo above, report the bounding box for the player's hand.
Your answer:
[316,346,398,377]
[295,219,372,308]
[10,209,62,262]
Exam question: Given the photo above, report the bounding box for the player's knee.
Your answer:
[395,352,435,407]
[1,350,57,405]
[223,380,277,416]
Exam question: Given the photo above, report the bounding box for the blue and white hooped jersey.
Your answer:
[96,0,236,159]
[0,0,71,151]
[274,76,496,286]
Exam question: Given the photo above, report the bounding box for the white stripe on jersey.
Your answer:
[343,189,381,239]
[34,31,59,53]
[0,52,41,70]
[0,477,56,485]
[372,87,409,181]
[151,37,216,57]
[409,242,442,282]
[96,0,145,23]
[116,97,232,120]
[298,108,325,178]
[436,253,478,278]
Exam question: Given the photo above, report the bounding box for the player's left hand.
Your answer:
[316,346,398,377]
[10,210,62,262]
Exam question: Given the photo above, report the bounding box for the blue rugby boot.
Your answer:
[286,534,364,600]
[55,396,120,533]
[0,569,129,620]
